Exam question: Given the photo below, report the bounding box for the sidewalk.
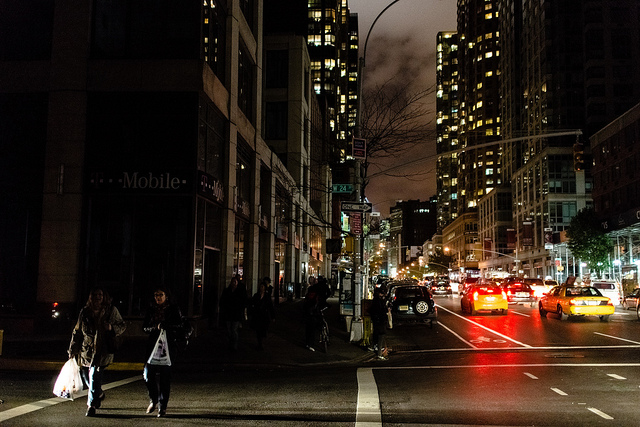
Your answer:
[0,297,374,371]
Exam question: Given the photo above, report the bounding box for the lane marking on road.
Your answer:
[510,310,530,317]
[551,388,568,396]
[436,305,532,348]
[436,320,477,349]
[523,372,538,379]
[356,368,382,427]
[399,344,640,354]
[0,376,140,423]
[588,407,614,420]
[594,332,640,345]
[607,374,626,380]
[376,363,640,370]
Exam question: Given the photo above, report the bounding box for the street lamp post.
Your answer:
[350,1,402,343]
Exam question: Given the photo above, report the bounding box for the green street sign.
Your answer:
[332,184,353,193]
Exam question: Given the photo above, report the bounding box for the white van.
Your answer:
[590,281,621,306]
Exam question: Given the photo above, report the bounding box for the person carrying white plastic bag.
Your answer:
[143,287,188,418]
[53,357,83,399]
[147,328,171,366]
[68,287,126,417]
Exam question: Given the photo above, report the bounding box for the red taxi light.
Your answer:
[473,291,479,301]
[501,291,507,300]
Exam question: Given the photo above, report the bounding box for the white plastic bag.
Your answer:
[147,329,172,366]
[53,358,83,400]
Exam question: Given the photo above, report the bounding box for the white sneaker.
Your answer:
[306,345,316,352]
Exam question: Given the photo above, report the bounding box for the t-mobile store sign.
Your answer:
[89,171,189,193]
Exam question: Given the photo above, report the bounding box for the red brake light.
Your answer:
[53,302,59,308]
[501,291,507,299]
[569,298,576,305]
[473,291,479,301]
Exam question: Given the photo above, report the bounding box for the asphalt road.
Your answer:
[3,296,640,426]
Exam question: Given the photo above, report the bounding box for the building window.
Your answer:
[238,44,255,123]
[265,50,289,88]
[265,102,288,140]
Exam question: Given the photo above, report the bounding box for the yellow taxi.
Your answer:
[460,283,508,315]
[539,285,615,321]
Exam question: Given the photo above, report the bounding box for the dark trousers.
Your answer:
[372,327,386,357]
[144,364,171,409]
[305,316,318,347]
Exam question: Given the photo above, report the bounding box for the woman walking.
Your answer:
[68,287,126,417]
[142,287,184,417]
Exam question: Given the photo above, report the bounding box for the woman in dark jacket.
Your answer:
[142,287,184,417]
[249,281,276,350]
[68,287,126,417]
[368,288,389,360]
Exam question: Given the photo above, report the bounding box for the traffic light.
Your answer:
[573,142,584,171]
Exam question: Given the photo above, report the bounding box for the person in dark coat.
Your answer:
[249,281,276,350]
[368,288,389,360]
[303,278,322,351]
[262,276,274,297]
[142,287,185,417]
[219,276,248,351]
[68,287,126,417]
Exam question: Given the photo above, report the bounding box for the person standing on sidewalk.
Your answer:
[303,278,323,351]
[368,288,389,360]
[142,287,184,417]
[68,287,126,417]
[220,276,247,351]
[249,281,276,350]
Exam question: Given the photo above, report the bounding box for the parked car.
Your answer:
[590,280,621,306]
[501,281,536,305]
[460,283,508,315]
[622,288,640,310]
[539,285,614,321]
[386,284,437,326]
[430,277,453,297]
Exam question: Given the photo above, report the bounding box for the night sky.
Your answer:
[349,0,457,215]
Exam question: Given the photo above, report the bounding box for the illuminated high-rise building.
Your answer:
[435,31,460,233]
[456,0,502,213]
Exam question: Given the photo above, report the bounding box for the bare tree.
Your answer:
[359,77,436,196]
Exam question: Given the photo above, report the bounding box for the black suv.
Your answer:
[386,285,437,327]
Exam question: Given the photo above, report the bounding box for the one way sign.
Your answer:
[341,202,373,212]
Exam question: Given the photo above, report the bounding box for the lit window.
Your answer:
[485,51,493,58]
[485,13,493,19]
[485,71,493,77]
[476,101,483,108]
[477,82,483,89]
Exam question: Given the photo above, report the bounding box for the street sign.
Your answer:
[332,184,353,193]
[352,137,366,159]
[341,202,373,212]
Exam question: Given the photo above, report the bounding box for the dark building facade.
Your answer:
[0,1,322,333]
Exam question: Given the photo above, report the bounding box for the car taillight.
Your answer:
[506,290,512,295]
[607,298,613,306]
[501,291,507,299]
[473,291,479,301]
